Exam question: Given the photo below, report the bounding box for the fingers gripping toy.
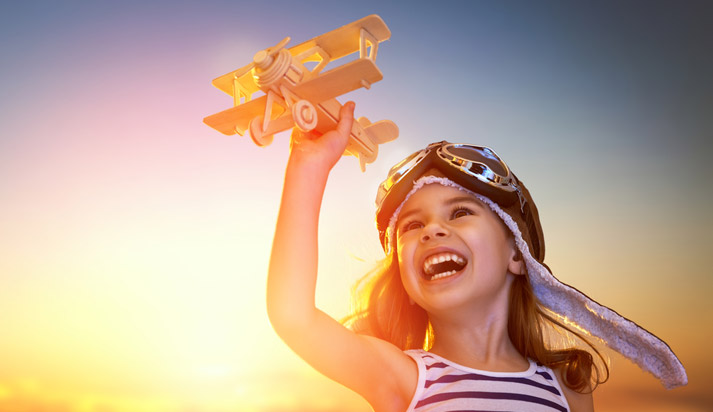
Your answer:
[204,15,399,171]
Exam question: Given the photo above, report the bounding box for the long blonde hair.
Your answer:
[344,252,609,392]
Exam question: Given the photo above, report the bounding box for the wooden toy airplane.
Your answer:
[203,15,398,171]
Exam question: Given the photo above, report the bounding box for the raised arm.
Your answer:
[266,102,416,411]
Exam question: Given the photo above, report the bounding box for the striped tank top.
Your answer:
[405,349,570,412]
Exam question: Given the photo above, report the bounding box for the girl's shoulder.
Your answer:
[403,349,573,412]
[352,335,420,412]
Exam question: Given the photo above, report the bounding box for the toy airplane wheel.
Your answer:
[249,116,274,147]
[292,100,318,132]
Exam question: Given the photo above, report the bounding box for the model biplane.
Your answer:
[203,15,398,171]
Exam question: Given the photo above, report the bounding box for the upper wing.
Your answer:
[289,14,391,61]
[209,15,390,99]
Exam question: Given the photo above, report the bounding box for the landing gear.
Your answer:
[292,100,318,132]
[248,116,274,147]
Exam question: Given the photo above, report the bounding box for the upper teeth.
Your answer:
[423,252,466,275]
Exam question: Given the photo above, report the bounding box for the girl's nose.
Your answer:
[420,221,449,243]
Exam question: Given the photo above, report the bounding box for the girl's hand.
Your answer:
[288,101,355,172]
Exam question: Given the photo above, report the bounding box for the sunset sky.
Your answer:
[1,1,711,411]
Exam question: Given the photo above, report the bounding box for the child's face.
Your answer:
[395,183,522,315]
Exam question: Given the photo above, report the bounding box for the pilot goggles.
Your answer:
[375,141,542,258]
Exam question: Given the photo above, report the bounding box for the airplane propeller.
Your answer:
[232,36,291,79]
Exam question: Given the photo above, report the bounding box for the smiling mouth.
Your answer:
[423,252,468,281]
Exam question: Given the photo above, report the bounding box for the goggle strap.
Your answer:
[515,186,526,214]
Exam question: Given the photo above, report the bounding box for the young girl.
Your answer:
[266,102,686,412]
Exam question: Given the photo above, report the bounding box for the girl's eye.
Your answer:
[402,221,424,232]
[451,207,474,219]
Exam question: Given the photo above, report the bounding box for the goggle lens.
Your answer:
[443,145,508,177]
[437,145,514,190]
[376,149,429,207]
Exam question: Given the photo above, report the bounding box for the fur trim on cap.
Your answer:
[387,175,687,389]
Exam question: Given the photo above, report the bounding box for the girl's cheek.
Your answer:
[395,237,404,255]
[395,243,408,267]
[396,241,411,261]
[396,232,413,250]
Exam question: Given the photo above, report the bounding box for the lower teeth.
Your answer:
[431,270,457,280]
